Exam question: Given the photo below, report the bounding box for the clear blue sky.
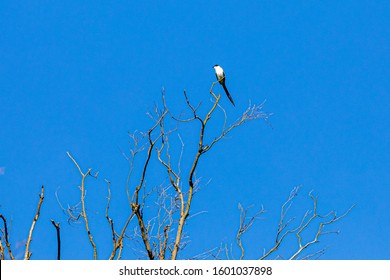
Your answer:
[1,1,389,260]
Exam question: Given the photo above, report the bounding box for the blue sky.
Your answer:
[1,1,389,260]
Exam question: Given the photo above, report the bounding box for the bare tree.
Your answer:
[0,81,353,260]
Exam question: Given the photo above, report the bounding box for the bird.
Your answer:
[213,64,235,106]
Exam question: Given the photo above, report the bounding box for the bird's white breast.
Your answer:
[214,66,224,79]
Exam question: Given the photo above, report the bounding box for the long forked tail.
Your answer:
[222,83,235,106]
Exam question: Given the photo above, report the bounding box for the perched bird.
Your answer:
[213,64,235,106]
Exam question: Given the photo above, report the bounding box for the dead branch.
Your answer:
[260,187,354,260]
[130,110,168,260]
[289,193,355,260]
[171,85,221,260]
[24,186,44,260]
[0,238,4,260]
[105,179,118,257]
[204,101,271,153]
[123,131,145,206]
[236,204,265,260]
[109,211,136,260]
[67,152,98,259]
[50,219,61,260]
[260,187,301,259]
[0,214,14,260]
[105,178,137,260]
[155,187,171,259]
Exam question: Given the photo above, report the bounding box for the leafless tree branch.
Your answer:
[129,109,168,260]
[0,214,14,260]
[24,186,44,260]
[67,152,98,259]
[50,219,61,260]
[259,187,354,260]
[236,204,266,260]
[289,193,355,260]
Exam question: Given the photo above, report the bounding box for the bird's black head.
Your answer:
[213,64,219,68]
